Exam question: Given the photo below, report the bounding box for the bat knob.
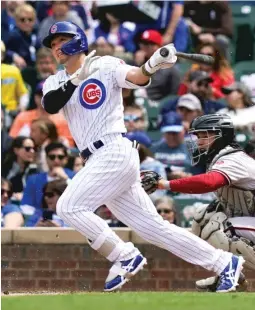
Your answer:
[160,48,169,58]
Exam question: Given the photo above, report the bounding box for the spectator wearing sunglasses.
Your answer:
[219,82,255,135]
[155,196,178,225]
[20,142,75,212]
[2,136,38,202]
[135,30,181,101]
[1,178,24,228]
[25,179,69,227]
[124,104,148,132]
[4,3,41,69]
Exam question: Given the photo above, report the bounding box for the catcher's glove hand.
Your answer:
[140,170,162,194]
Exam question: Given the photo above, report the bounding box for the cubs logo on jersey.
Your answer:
[79,78,106,110]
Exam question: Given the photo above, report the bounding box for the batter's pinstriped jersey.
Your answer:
[42,56,141,151]
[209,148,255,217]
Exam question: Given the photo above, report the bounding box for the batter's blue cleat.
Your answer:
[216,255,245,293]
[104,254,147,292]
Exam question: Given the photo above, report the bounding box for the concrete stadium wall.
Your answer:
[2,228,255,292]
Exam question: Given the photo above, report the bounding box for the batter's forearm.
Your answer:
[43,80,77,114]
[125,66,151,86]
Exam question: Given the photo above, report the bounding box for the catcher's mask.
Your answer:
[186,114,234,166]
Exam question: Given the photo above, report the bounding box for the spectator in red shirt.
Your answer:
[181,42,234,99]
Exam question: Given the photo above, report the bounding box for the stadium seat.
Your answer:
[233,61,255,81]
[230,3,255,63]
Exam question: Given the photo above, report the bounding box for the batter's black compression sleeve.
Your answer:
[43,81,77,114]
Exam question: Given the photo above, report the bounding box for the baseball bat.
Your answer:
[160,48,214,65]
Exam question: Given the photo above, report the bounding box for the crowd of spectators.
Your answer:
[1,1,255,229]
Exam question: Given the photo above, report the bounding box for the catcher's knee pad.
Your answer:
[199,212,230,250]
[87,228,125,261]
[191,203,218,236]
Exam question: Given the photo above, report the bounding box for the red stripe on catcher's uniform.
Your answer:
[231,227,255,232]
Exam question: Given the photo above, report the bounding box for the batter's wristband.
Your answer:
[141,64,153,77]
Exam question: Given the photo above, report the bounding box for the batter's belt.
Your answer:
[80,134,139,161]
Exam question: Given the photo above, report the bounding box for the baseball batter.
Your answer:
[143,114,255,291]
[42,21,244,292]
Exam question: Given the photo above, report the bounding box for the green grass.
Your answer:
[2,292,255,310]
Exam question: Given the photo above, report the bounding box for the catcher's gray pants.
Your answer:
[57,134,232,274]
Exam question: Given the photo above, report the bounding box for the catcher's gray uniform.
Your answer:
[192,146,255,270]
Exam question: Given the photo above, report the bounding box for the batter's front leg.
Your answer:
[108,183,243,278]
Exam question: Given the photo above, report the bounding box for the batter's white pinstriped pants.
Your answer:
[57,134,232,274]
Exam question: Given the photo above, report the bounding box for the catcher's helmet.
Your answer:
[42,21,88,55]
[187,114,235,165]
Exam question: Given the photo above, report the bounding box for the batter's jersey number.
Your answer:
[79,78,106,110]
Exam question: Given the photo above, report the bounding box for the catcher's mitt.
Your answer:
[140,170,162,194]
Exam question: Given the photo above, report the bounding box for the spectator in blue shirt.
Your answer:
[5,3,41,69]
[25,179,69,227]
[1,178,24,228]
[94,12,137,53]
[151,112,194,175]
[136,1,189,52]
[20,142,75,212]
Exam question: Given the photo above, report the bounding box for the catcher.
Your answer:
[141,114,255,291]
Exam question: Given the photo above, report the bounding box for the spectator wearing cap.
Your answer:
[9,81,74,148]
[160,70,226,117]
[21,47,57,110]
[219,82,255,135]
[5,3,41,69]
[94,11,137,53]
[20,142,75,212]
[151,112,194,177]
[1,41,29,113]
[135,30,181,101]
[176,94,203,133]
[38,1,85,42]
[126,131,167,201]
[1,178,24,228]
[135,1,189,52]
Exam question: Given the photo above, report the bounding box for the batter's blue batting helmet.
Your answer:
[42,21,88,55]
